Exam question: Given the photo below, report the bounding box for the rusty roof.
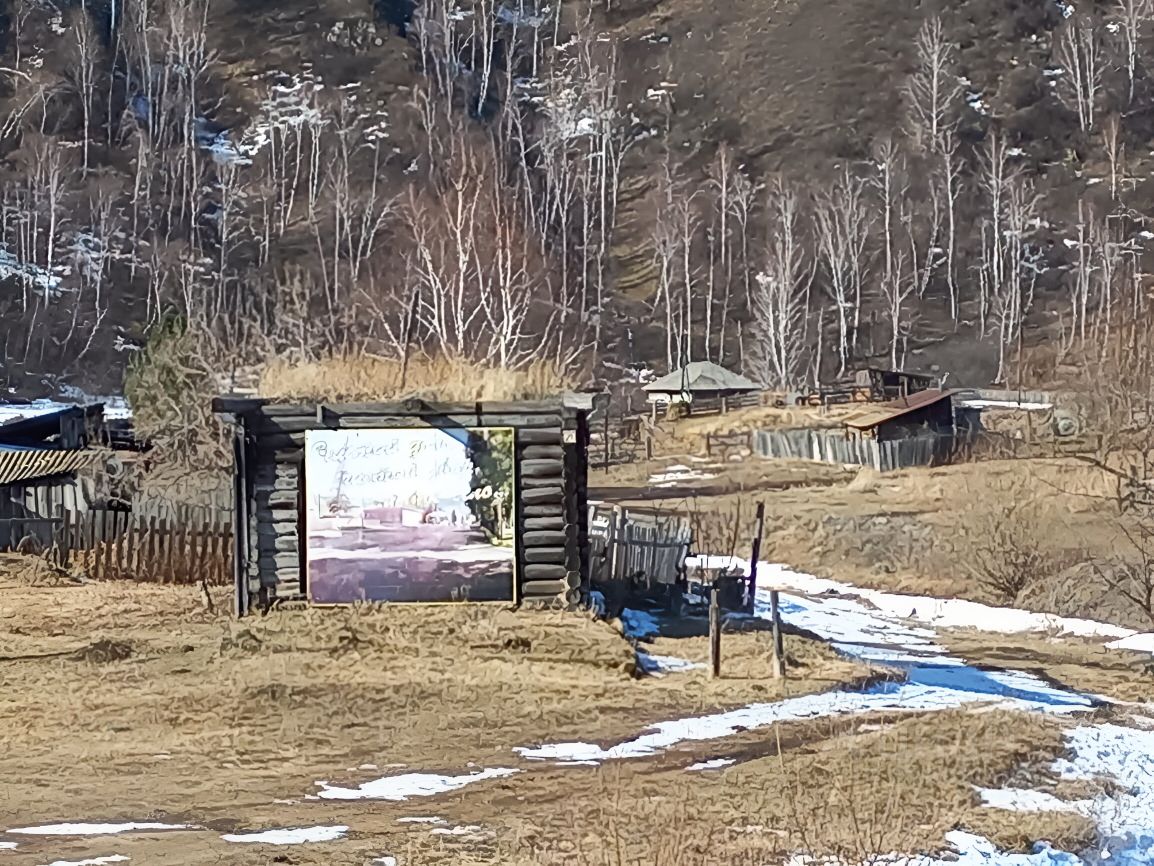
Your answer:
[843,389,955,431]
[0,447,102,485]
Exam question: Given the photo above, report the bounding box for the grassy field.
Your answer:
[0,566,865,866]
[595,439,1154,631]
[6,409,1154,865]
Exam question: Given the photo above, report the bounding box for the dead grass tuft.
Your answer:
[502,709,1072,866]
[70,638,135,664]
[260,353,575,402]
[965,808,1097,854]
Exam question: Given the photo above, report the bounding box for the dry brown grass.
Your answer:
[480,709,1081,866]
[670,403,860,438]
[943,630,1154,702]
[260,353,575,402]
[642,454,1154,628]
[0,567,866,866]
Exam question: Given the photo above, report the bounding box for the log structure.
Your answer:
[212,395,601,616]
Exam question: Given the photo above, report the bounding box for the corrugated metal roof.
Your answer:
[0,448,102,485]
[643,361,761,394]
[844,389,955,431]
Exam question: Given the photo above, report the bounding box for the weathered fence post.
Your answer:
[748,501,766,613]
[603,409,611,470]
[608,506,624,584]
[770,589,785,679]
[55,503,69,569]
[709,582,722,679]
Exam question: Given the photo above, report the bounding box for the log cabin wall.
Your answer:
[212,397,597,616]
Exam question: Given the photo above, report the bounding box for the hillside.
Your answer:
[0,0,1151,406]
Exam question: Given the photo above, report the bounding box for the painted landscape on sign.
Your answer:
[304,427,515,604]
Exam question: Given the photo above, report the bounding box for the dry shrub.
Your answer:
[687,499,756,561]
[260,353,575,402]
[960,479,1079,603]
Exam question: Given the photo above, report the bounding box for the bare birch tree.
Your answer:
[748,179,812,388]
[1055,14,1104,133]
[905,16,962,153]
[1112,0,1152,104]
[813,165,872,376]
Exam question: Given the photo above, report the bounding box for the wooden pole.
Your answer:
[770,589,785,679]
[709,582,722,679]
[608,506,624,584]
[748,501,766,613]
[603,409,611,470]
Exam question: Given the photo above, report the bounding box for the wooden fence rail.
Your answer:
[1,507,232,586]
[753,428,954,472]
[588,504,692,615]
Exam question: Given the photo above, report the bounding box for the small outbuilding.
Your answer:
[213,394,604,616]
[852,368,942,402]
[844,389,956,442]
[642,361,762,413]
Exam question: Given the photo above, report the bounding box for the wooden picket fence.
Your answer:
[588,504,692,615]
[64,508,232,585]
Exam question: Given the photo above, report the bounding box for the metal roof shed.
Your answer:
[843,389,956,442]
[642,362,761,404]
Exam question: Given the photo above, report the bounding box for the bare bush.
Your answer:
[962,496,1075,602]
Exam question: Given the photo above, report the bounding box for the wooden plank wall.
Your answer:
[0,507,231,585]
[233,402,588,608]
[588,505,692,615]
[72,510,231,585]
[753,428,951,472]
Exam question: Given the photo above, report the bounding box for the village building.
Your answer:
[841,389,959,471]
[852,367,942,402]
[213,394,603,615]
[843,388,956,442]
[642,361,762,417]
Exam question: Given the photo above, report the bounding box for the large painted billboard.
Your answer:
[303,427,516,604]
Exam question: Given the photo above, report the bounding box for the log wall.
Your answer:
[214,398,594,613]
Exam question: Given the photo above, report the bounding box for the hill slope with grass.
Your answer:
[1,0,1151,410]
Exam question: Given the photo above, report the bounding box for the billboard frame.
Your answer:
[302,425,519,607]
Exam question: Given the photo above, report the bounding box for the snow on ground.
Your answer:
[515,676,1093,764]
[636,651,703,676]
[0,841,16,849]
[976,787,1086,812]
[40,857,129,866]
[622,608,701,677]
[647,464,719,486]
[687,758,736,771]
[961,724,1154,866]
[57,386,133,421]
[686,558,1141,647]
[314,768,519,801]
[960,399,1054,411]
[220,826,348,845]
[0,247,63,296]
[8,824,191,836]
[1108,632,1154,653]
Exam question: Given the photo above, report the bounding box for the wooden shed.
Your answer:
[843,389,956,442]
[213,395,603,616]
[852,368,942,402]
